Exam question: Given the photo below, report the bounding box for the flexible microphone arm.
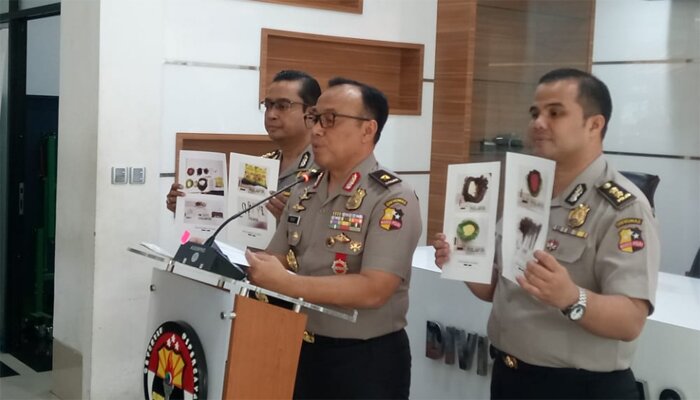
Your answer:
[203,168,322,246]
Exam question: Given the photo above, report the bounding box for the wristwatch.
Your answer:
[562,287,587,321]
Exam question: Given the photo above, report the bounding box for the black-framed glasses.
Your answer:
[304,111,371,129]
[259,99,307,112]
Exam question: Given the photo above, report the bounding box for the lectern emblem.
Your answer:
[143,321,207,400]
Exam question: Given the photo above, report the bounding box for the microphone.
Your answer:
[173,168,322,280]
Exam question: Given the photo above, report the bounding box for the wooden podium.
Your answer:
[131,245,356,400]
[222,294,307,399]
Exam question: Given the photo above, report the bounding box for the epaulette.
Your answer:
[261,149,281,160]
[597,180,636,210]
[369,169,402,189]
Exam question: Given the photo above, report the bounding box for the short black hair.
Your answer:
[538,68,613,138]
[327,77,389,144]
[272,70,322,110]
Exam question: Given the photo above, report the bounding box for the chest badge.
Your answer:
[349,241,363,254]
[331,254,348,275]
[567,204,590,229]
[326,232,351,248]
[286,249,299,273]
[299,187,312,201]
[545,239,559,252]
[346,187,366,211]
[329,211,364,233]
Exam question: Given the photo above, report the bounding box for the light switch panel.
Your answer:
[111,167,128,184]
[130,167,146,184]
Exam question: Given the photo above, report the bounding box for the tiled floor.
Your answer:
[0,353,59,400]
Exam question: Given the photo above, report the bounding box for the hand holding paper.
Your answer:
[516,249,579,309]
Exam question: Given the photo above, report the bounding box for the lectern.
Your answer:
[129,245,357,400]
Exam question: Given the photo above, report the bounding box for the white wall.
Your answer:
[55,0,163,398]
[592,0,700,275]
[54,0,99,397]
[158,0,437,252]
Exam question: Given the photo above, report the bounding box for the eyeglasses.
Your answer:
[304,111,371,129]
[260,99,307,112]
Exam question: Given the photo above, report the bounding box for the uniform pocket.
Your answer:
[550,232,587,264]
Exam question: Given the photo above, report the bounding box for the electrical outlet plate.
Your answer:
[111,167,128,184]
[130,167,146,184]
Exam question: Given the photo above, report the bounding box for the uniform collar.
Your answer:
[279,143,314,181]
[553,154,606,208]
[314,153,379,204]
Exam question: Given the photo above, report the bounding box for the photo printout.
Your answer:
[441,162,501,284]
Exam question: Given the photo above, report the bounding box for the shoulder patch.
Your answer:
[615,218,643,228]
[597,181,636,210]
[385,198,407,207]
[369,169,402,188]
[261,149,281,160]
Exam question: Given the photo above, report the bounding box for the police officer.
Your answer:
[166,70,321,220]
[246,77,421,399]
[434,68,659,399]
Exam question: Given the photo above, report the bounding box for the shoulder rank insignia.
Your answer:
[369,169,401,188]
[261,149,281,160]
[298,151,311,169]
[597,181,636,210]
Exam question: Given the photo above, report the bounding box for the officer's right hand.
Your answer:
[166,183,185,213]
[433,232,451,269]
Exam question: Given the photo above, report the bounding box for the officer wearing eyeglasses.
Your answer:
[166,70,321,221]
[245,77,422,399]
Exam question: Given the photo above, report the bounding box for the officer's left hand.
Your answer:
[516,250,579,310]
[245,250,290,292]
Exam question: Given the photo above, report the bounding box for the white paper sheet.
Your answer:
[175,150,228,243]
[214,240,249,267]
[226,153,279,250]
[441,162,501,283]
[501,152,555,282]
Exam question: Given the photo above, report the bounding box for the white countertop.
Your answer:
[411,246,700,332]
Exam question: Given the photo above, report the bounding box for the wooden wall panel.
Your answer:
[428,0,594,242]
[260,29,424,115]
[255,0,363,14]
[473,3,593,83]
[428,0,478,240]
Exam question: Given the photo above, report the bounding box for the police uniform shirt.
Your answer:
[488,155,660,371]
[262,144,315,188]
[266,153,422,339]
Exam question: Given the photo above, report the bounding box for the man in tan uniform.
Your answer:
[166,70,320,220]
[434,68,659,399]
[246,77,422,399]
